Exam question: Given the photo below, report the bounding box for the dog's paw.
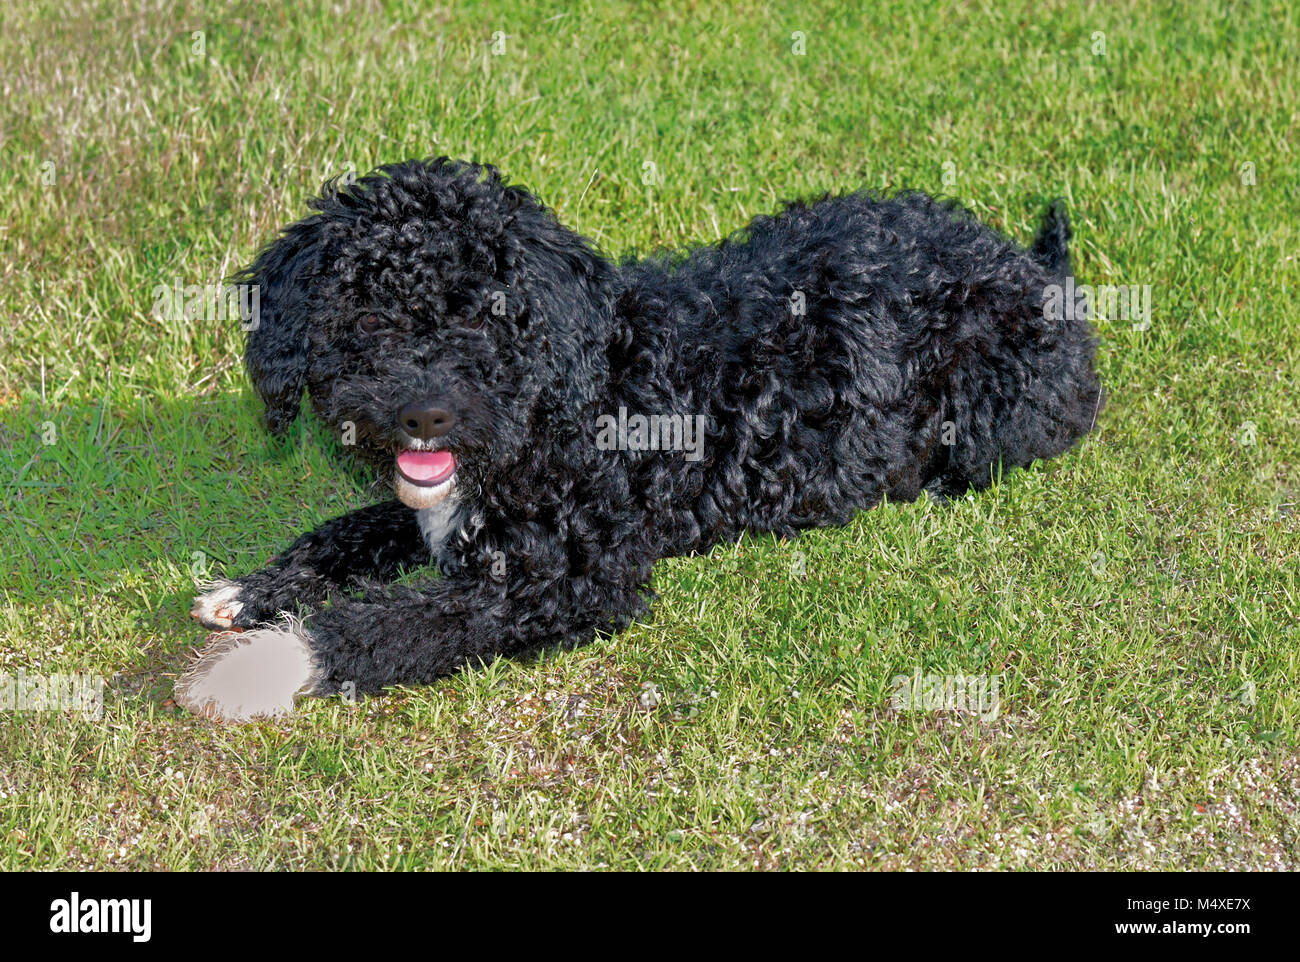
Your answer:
[190,580,246,630]
[174,624,320,723]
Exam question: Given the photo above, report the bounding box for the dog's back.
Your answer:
[614,191,1102,550]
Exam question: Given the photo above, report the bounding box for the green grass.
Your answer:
[1,0,1298,870]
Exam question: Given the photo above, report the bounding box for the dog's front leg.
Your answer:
[175,548,647,722]
[190,499,431,631]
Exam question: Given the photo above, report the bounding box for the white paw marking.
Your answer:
[174,623,319,723]
[191,580,245,629]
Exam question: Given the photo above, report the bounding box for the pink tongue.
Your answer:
[396,450,456,484]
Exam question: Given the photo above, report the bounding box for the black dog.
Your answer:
[176,158,1100,721]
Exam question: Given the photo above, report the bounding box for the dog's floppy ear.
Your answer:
[236,217,324,435]
[502,196,617,419]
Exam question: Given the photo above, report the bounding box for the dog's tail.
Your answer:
[1031,199,1072,277]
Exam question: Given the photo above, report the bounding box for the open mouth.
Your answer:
[395,449,457,487]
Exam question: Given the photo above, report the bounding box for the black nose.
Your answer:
[398,402,455,440]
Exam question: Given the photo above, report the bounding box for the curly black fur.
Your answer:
[187,158,1101,706]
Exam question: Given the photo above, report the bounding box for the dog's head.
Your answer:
[238,158,616,509]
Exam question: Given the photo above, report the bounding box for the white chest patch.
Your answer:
[417,500,461,555]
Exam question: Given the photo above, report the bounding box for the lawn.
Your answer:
[0,0,1296,870]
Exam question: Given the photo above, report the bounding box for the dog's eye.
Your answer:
[357,314,382,335]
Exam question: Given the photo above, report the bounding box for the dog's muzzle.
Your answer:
[393,400,458,508]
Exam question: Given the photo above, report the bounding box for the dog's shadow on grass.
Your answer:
[0,388,381,711]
